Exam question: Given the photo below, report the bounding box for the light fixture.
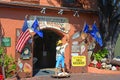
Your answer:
[58,9,64,15]
[73,11,79,17]
[41,8,46,14]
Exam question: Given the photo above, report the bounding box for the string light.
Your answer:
[41,8,46,14]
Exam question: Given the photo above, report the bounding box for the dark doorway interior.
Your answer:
[33,29,61,71]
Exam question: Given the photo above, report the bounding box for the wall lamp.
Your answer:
[41,8,46,14]
[58,9,64,15]
[73,11,79,17]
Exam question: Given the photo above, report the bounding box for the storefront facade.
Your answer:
[0,0,98,78]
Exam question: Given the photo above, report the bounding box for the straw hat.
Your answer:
[57,40,62,45]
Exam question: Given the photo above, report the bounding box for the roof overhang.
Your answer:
[0,1,98,14]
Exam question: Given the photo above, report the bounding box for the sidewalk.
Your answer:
[88,67,120,74]
[22,67,120,80]
[6,67,120,80]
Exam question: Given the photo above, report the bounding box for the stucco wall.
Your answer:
[0,6,99,75]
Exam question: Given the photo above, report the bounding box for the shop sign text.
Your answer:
[72,56,86,66]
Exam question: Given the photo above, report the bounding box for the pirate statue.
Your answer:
[55,40,68,76]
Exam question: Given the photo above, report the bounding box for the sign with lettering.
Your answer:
[71,45,80,52]
[28,16,70,33]
[72,56,86,66]
[1,37,11,47]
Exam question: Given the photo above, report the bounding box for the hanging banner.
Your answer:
[72,56,86,66]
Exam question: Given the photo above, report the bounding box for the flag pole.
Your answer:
[25,15,28,19]
[94,21,96,24]
[34,16,37,20]
[82,21,86,32]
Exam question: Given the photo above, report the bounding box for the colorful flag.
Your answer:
[83,23,89,33]
[34,30,43,38]
[32,19,43,38]
[16,19,31,53]
[32,18,39,30]
[89,23,103,47]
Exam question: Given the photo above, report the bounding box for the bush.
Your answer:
[93,48,109,61]
[4,54,16,78]
[0,47,16,78]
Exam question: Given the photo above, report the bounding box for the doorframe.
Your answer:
[31,28,70,73]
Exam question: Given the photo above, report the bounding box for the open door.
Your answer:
[33,29,62,76]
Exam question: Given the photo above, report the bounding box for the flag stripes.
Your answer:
[16,29,30,53]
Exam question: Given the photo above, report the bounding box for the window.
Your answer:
[63,0,75,3]
[61,0,81,7]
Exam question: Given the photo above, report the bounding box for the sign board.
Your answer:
[1,37,11,47]
[71,45,80,52]
[28,16,70,33]
[72,56,86,66]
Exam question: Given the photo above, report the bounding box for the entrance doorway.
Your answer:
[33,29,62,76]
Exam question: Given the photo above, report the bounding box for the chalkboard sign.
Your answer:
[1,37,11,47]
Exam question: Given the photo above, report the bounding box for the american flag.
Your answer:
[16,19,31,53]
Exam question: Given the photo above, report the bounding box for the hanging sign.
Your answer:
[72,56,86,66]
[1,37,11,47]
